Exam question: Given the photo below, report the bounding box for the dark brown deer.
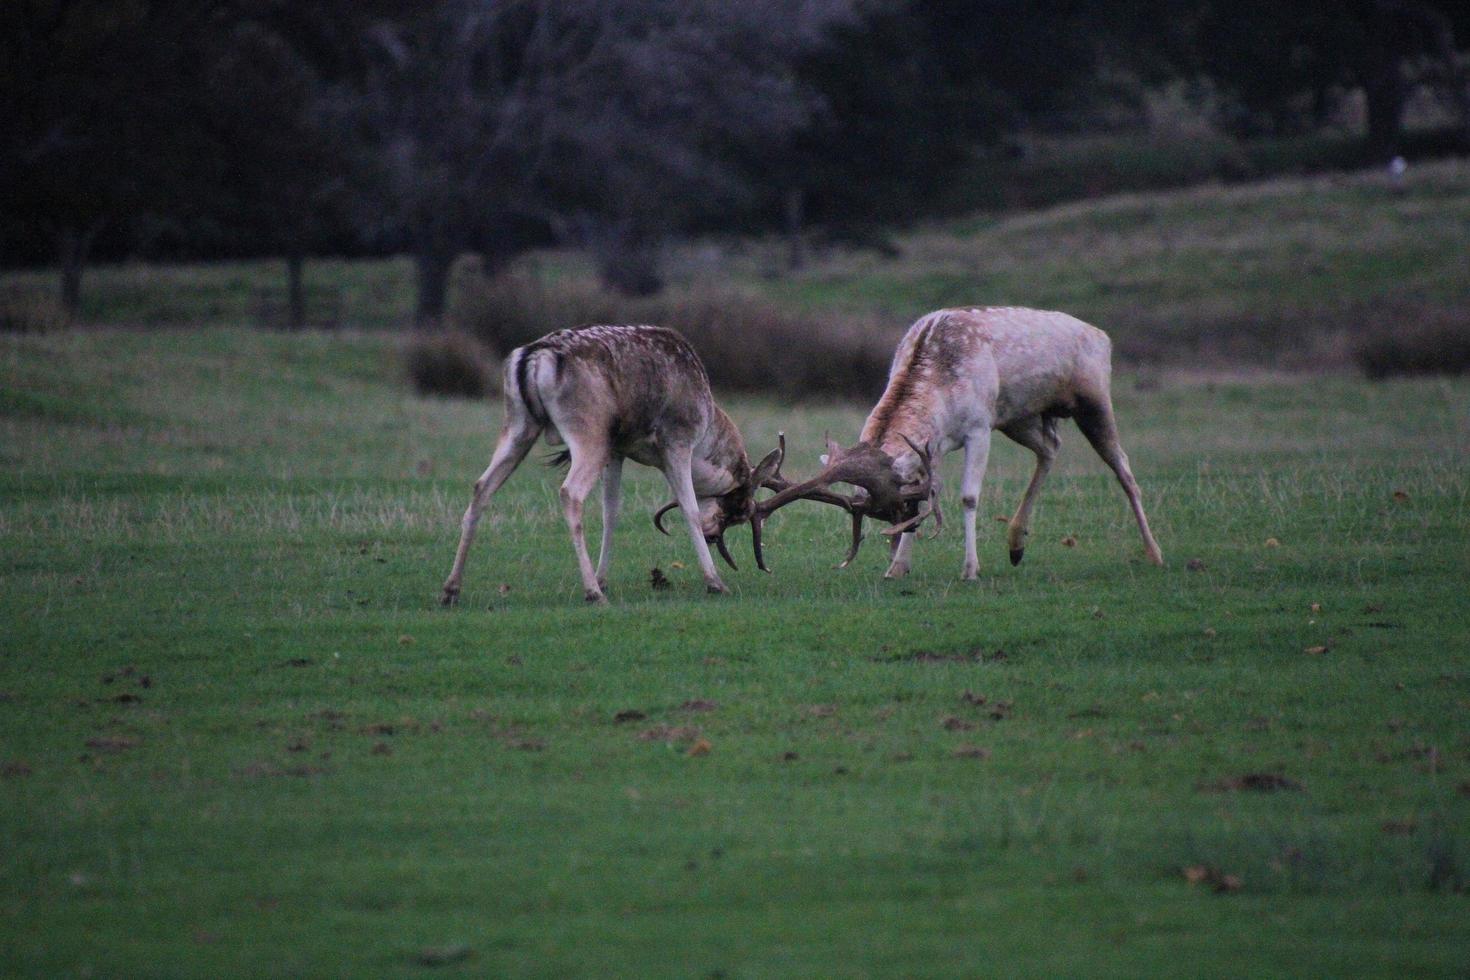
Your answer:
[753,307,1164,578]
[441,324,808,606]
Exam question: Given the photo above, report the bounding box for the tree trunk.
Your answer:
[1364,1,1409,163]
[414,248,454,329]
[58,223,100,318]
[1363,60,1406,162]
[784,186,807,273]
[286,251,305,331]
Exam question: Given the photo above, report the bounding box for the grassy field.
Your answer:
[2,327,1468,976]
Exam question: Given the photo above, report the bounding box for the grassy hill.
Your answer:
[5,160,1468,374]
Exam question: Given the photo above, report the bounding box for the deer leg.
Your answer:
[440,419,542,605]
[558,438,612,604]
[663,448,728,595]
[884,532,916,579]
[958,429,994,579]
[1075,398,1165,566]
[595,456,624,592]
[1000,416,1060,567]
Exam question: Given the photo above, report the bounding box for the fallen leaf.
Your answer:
[84,737,137,753]
[805,704,837,718]
[941,716,977,731]
[1392,489,1409,503]
[685,739,712,757]
[679,699,718,713]
[371,742,392,756]
[952,745,990,759]
[781,751,799,762]
[1185,558,1206,571]
[397,634,415,646]
[637,725,700,743]
[1202,627,1217,638]
[613,709,647,723]
[1199,773,1303,793]
[993,515,1009,523]
[1181,864,1243,893]
[960,691,988,707]
[497,583,512,595]
[1264,537,1281,548]
[670,561,686,569]
[415,944,474,967]
[1061,535,1078,548]
[1310,602,1323,614]
[1303,645,1329,656]
[1,761,33,779]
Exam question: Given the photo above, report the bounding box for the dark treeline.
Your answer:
[3,0,1468,326]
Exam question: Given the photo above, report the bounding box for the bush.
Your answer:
[0,289,69,334]
[451,272,894,400]
[1355,312,1470,380]
[403,330,497,399]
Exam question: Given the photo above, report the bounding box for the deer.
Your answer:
[439,324,843,606]
[751,307,1165,579]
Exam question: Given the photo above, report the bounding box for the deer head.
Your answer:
[652,433,855,572]
[750,434,941,568]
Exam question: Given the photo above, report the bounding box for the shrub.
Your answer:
[1355,311,1470,380]
[403,330,497,399]
[0,289,69,334]
[450,272,894,400]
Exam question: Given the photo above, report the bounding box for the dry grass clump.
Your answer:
[451,272,893,400]
[0,289,69,334]
[1354,309,1470,380]
[403,329,497,399]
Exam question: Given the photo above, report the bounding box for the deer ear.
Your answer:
[751,446,783,489]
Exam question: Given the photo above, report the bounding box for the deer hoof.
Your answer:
[584,589,609,605]
[1009,547,1025,566]
[883,563,910,580]
[706,581,730,595]
[439,586,460,607]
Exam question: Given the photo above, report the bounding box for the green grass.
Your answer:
[2,328,1469,976]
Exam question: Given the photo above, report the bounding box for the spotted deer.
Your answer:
[753,307,1165,578]
[440,324,829,606]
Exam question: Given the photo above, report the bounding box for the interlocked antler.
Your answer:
[749,432,858,572]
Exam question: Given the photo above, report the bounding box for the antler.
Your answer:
[893,434,943,538]
[749,432,859,572]
[652,500,680,536]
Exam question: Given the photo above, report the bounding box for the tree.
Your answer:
[0,1,234,314]
[1180,0,1470,159]
[750,0,1114,259]
[331,0,853,321]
